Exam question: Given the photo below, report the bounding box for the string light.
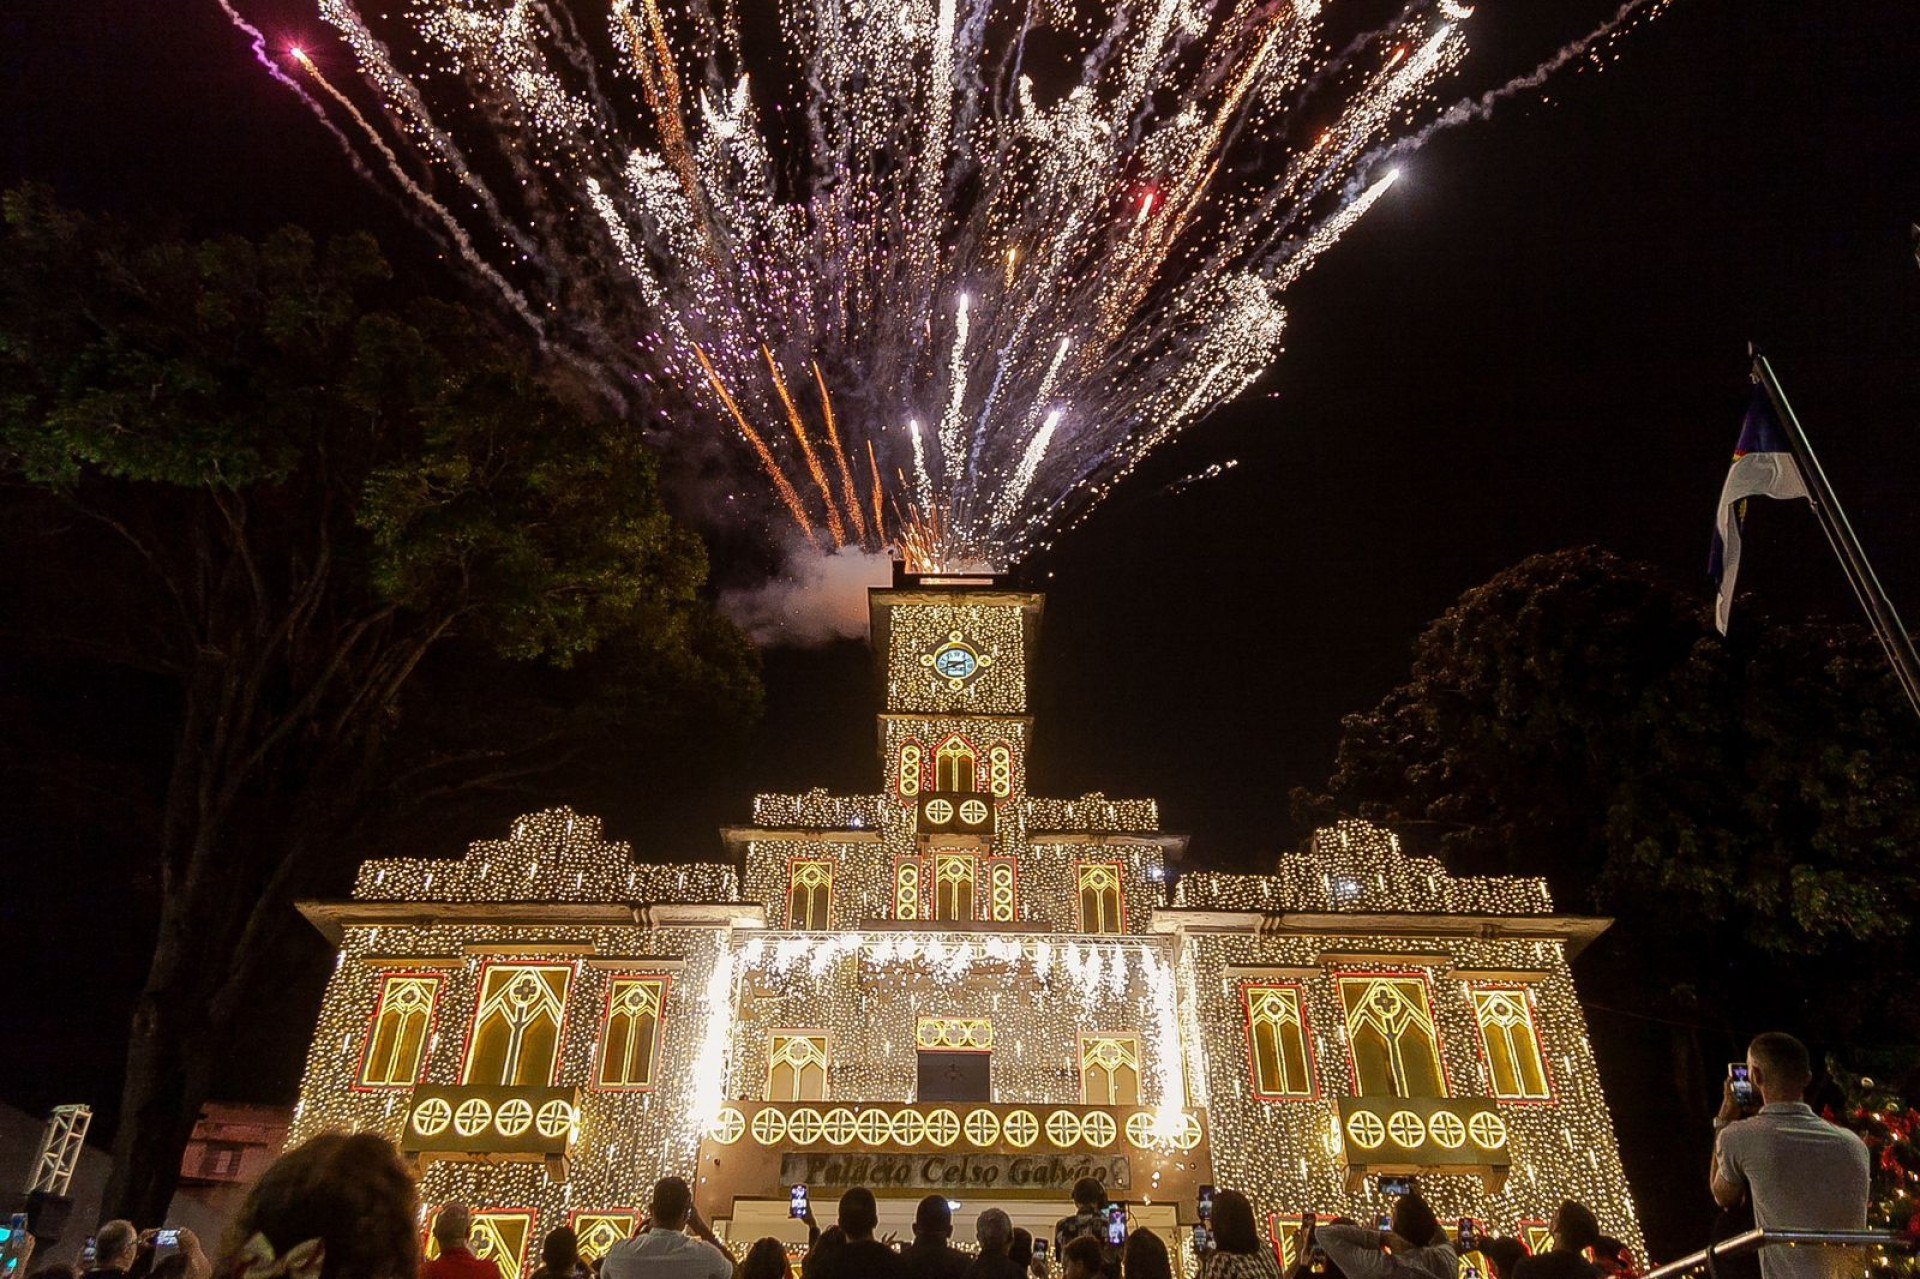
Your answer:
[289,590,1640,1273]
[1168,822,1641,1258]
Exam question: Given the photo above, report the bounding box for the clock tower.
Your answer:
[868,565,1043,915]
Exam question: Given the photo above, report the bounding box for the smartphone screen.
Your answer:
[1729,1063,1757,1106]
[1106,1205,1127,1246]
[155,1230,182,1251]
[788,1185,809,1220]
[1034,1240,1049,1261]
[1198,1184,1215,1222]
[1379,1175,1413,1198]
[1458,1219,1478,1253]
[1192,1224,1210,1254]
[1377,1214,1393,1232]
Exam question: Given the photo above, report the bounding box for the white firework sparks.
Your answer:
[239,0,1668,570]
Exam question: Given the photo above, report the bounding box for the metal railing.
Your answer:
[1641,1229,1914,1279]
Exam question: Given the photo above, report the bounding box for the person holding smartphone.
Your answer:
[82,1223,138,1279]
[1314,1193,1455,1279]
[600,1177,733,1279]
[1509,1202,1600,1279]
[1710,1033,1869,1279]
[144,1231,214,1279]
[1197,1190,1280,1279]
[1052,1179,1116,1276]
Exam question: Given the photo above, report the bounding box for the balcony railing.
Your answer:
[1641,1229,1914,1279]
[1335,1096,1511,1191]
[400,1084,580,1161]
[701,1100,1205,1156]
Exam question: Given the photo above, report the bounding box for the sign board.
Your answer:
[778,1152,1131,1195]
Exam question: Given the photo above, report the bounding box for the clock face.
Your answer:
[921,631,993,688]
[934,646,978,680]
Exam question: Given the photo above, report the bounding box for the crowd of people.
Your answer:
[22,1034,1871,1279]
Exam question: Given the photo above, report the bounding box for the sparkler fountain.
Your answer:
[227,0,1667,574]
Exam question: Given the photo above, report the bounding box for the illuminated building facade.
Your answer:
[288,571,1641,1274]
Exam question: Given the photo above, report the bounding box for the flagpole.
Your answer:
[1748,345,1920,721]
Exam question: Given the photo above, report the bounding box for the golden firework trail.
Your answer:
[763,347,847,547]
[813,362,867,543]
[693,344,815,542]
[242,0,1672,571]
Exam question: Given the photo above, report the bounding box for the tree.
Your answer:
[1294,547,1920,1250]
[1296,545,1920,1036]
[0,186,759,1221]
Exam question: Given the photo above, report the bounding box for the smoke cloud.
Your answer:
[720,540,896,647]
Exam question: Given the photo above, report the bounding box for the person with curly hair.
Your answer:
[216,1132,419,1279]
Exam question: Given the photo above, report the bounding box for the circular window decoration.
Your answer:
[1044,1110,1083,1148]
[924,1108,961,1148]
[963,1108,1001,1147]
[891,1109,928,1146]
[535,1099,576,1139]
[958,799,989,825]
[1123,1113,1155,1149]
[410,1097,453,1138]
[1081,1112,1118,1149]
[855,1108,893,1146]
[822,1108,858,1146]
[1468,1111,1509,1150]
[1002,1109,1039,1149]
[924,799,954,824]
[494,1097,534,1138]
[705,1107,746,1145]
[750,1108,788,1146]
[1176,1113,1204,1150]
[1345,1110,1387,1151]
[787,1107,825,1145]
[1427,1110,1467,1150]
[1386,1110,1426,1149]
[453,1098,493,1138]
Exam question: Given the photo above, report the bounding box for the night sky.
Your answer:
[4,0,1918,1256]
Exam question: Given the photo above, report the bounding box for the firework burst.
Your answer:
[238,0,1664,571]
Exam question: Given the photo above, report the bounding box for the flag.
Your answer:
[1710,385,1808,634]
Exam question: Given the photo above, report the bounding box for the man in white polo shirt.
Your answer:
[601,1176,734,1279]
[1711,1032,1869,1279]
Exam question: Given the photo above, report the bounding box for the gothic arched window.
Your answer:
[463,964,571,1086]
[1243,984,1314,1099]
[1337,975,1446,1098]
[935,735,978,793]
[934,853,977,921]
[787,860,833,930]
[1472,989,1551,1099]
[360,974,439,1087]
[1080,1034,1142,1105]
[767,1032,830,1101]
[1077,863,1125,934]
[597,976,666,1090]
